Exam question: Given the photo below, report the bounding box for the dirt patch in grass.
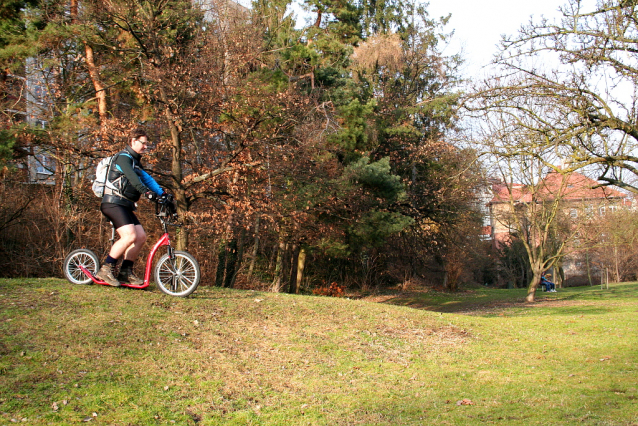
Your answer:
[449,298,593,316]
[362,289,598,316]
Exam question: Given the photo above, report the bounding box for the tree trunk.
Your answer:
[247,216,260,278]
[444,252,462,292]
[281,242,291,291]
[70,0,108,122]
[557,266,565,288]
[84,44,108,122]
[293,247,306,294]
[271,238,285,292]
[586,251,593,286]
[159,86,187,250]
[227,229,245,288]
[614,245,620,282]
[223,238,238,288]
[526,267,543,302]
[288,243,299,294]
[215,240,227,287]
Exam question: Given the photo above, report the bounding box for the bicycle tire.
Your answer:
[64,249,99,285]
[154,251,200,297]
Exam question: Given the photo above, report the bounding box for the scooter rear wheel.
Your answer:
[154,251,200,297]
[64,249,99,285]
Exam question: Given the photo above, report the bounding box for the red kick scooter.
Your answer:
[63,197,200,297]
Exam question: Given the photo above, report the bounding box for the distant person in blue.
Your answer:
[95,127,166,287]
[541,273,556,292]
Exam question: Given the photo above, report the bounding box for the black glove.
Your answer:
[159,193,177,216]
[145,191,157,201]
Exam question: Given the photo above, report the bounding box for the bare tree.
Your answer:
[481,112,581,301]
[585,207,638,283]
[467,0,638,193]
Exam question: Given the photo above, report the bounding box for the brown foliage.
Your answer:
[0,177,103,277]
[312,282,346,297]
[351,33,404,74]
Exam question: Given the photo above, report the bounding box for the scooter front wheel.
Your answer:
[154,251,201,297]
[64,249,99,285]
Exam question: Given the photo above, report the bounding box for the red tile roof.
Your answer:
[490,172,626,204]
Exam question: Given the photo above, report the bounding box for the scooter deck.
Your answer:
[79,265,150,289]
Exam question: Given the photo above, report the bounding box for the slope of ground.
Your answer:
[1,279,637,425]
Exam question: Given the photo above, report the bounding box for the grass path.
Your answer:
[1,279,637,425]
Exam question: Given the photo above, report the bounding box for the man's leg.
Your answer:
[96,224,137,286]
[122,224,147,262]
[111,224,138,259]
[118,224,147,285]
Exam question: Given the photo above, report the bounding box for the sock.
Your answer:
[105,255,118,265]
[121,259,134,270]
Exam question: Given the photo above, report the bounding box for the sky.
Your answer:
[233,0,573,79]
[426,0,566,79]
[274,0,569,79]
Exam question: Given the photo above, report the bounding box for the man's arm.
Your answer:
[114,153,149,194]
[137,168,164,196]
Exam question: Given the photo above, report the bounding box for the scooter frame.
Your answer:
[64,198,200,297]
[79,230,172,289]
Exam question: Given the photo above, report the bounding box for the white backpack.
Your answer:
[91,155,116,197]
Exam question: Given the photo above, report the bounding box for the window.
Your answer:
[599,206,606,216]
[32,84,46,104]
[570,208,578,219]
[34,148,54,175]
[28,121,56,184]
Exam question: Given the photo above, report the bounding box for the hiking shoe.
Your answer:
[96,264,121,287]
[117,267,144,285]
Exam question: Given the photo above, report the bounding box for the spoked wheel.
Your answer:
[64,249,99,285]
[154,251,200,297]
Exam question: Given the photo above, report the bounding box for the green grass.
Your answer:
[1,279,637,425]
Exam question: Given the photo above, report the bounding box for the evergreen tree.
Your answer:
[0,0,41,69]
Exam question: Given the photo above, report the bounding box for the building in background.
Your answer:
[487,171,631,286]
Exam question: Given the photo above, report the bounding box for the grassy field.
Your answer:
[1,279,637,425]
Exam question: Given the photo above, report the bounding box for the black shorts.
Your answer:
[101,203,141,229]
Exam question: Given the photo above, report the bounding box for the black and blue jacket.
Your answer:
[101,145,164,209]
